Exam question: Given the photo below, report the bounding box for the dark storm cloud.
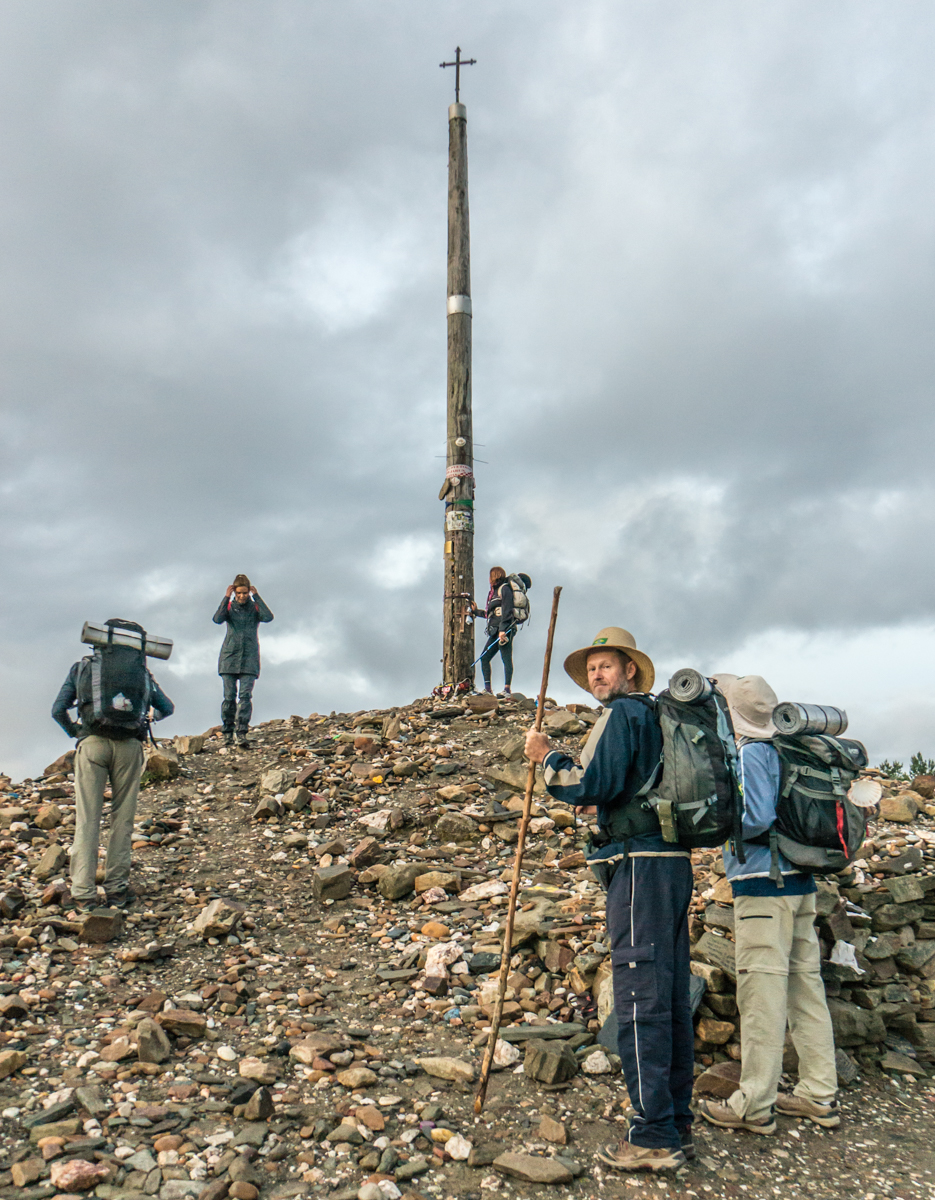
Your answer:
[3,1,935,778]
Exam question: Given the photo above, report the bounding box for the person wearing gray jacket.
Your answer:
[213,574,274,747]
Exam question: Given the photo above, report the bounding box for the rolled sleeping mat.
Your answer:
[668,668,713,705]
[772,702,847,737]
[81,621,173,660]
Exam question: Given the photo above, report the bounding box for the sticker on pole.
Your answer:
[446,510,473,532]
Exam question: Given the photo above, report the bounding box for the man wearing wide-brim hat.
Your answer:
[525,627,694,1174]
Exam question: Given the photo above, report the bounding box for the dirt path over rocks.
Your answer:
[0,695,932,1200]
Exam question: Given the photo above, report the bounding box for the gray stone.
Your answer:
[159,1182,202,1200]
[124,1149,158,1173]
[875,847,925,875]
[692,932,737,981]
[260,768,292,794]
[313,865,354,901]
[872,903,925,931]
[883,877,925,904]
[75,1084,110,1117]
[835,1048,860,1087]
[895,940,935,975]
[880,1050,919,1074]
[34,843,67,880]
[493,1153,573,1185]
[704,904,735,933]
[395,1157,430,1182]
[435,813,477,843]
[377,863,423,900]
[416,1055,474,1083]
[252,795,282,820]
[282,786,312,813]
[192,897,245,938]
[243,1086,274,1121]
[523,1041,578,1085]
[79,908,124,943]
[231,1123,269,1149]
[826,998,886,1046]
[498,735,525,762]
[864,932,905,960]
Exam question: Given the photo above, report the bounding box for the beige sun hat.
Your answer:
[564,627,655,695]
[710,672,738,696]
[726,675,779,742]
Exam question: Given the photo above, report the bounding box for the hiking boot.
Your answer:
[775,1094,840,1128]
[68,896,97,915]
[105,887,135,910]
[678,1127,696,1160]
[698,1099,776,1135]
[236,736,250,748]
[596,1142,686,1172]
[222,732,234,746]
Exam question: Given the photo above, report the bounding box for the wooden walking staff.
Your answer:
[475,586,562,1114]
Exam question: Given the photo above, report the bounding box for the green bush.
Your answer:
[877,759,908,781]
[909,752,935,779]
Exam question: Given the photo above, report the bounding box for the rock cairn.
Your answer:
[0,697,931,1199]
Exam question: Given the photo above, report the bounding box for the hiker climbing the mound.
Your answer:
[52,619,174,912]
[213,574,274,748]
[472,567,530,697]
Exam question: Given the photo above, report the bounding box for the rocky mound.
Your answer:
[0,694,932,1200]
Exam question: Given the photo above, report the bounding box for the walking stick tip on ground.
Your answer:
[474,585,563,1114]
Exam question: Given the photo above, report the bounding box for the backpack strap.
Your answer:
[768,828,785,889]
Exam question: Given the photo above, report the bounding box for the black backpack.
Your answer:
[600,690,745,854]
[645,689,745,853]
[751,734,869,885]
[76,618,152,740]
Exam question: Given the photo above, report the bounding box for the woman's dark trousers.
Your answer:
[221,674,256,737]
[480,629,514,687]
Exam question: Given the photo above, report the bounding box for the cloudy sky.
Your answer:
[3,1,935,780]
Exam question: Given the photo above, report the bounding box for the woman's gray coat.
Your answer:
[213,594,274,676]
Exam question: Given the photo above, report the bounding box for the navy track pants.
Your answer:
[607,854,694,1149]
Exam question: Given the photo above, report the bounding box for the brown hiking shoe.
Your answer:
[596,1141,687,1172]
[698,1098,776,1135]
[775,1093,840,1128]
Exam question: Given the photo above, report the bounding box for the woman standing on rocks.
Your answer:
[213,574,274,748]
[473,566,528,697]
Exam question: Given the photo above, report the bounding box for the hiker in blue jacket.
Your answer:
[698,675,839,1136]
[213,574,274,747]
[525,627,693,1175]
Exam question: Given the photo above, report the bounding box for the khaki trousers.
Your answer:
[728,892,837,1122]
[71,735,144,901]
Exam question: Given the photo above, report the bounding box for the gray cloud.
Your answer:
[3,1,935,779]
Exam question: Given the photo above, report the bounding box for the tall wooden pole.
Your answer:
[441,95,475,687]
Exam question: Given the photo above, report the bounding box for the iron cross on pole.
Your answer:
[439,46,476,102]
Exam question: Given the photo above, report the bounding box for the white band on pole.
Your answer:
[449,103,467,120]
[447,294,472,316]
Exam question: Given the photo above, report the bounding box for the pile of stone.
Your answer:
[0,697,933,1199]
[691,774,935,1098]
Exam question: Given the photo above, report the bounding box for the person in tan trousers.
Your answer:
[699,676,840,1134]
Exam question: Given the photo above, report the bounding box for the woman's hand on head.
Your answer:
[225,585,234,598]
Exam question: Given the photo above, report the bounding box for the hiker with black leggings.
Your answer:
[473,566,516,697]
